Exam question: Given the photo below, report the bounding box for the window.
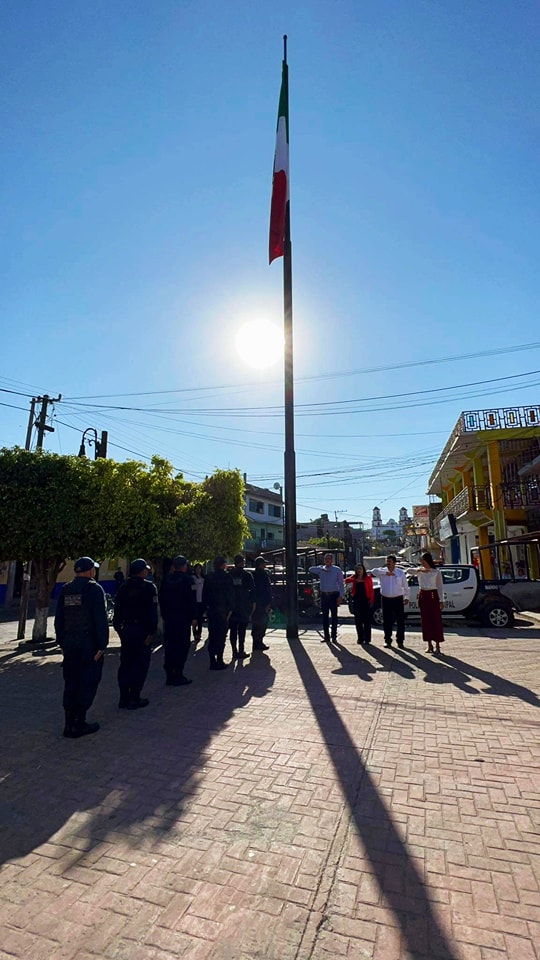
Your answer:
[267,531,274,540]
[268,504,282,518]
[441,568,470,584]
[248,499,264,514]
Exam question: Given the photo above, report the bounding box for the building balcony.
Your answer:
[500,478,540,509]
[243,536,284,554]
[435,485,492,528]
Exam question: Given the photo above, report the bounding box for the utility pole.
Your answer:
[17,393,61,641]
[35,394,62,450]
[25,398,36,450]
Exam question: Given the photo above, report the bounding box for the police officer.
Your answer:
[251,556,273,652]
[202,556,235,670]
[54,557,109,738]
[229,554,255,660]
[159,555,197,686]
[113,558,158,709]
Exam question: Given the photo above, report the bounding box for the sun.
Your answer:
[235,319,284,369]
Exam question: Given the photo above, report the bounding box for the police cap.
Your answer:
[74,557,99,573]
[130,558,151,575]
[172,555,188,569]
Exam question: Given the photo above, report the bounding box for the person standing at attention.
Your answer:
[345,563,374,645]
[159,556,197,686]
[412,552,445,655]
[229,554,256,660]
[370,555,410,648]
[309,553,345,643]
[54,557,109,738]
[192,563,205,642]
[202,556,235,670]
[251,556,273,652]
[113,558,158,709]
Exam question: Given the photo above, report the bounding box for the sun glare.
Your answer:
[235,319,284,369]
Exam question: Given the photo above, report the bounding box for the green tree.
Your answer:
[0,450,249,641]
[308,536,341,549]
[0,448,117,640]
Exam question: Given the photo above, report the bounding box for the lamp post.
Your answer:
[78,428,108,459]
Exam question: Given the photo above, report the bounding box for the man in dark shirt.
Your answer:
[113,558,158,708]
[229,554,255,660]
[159,555,197,686]
[54,557,109,738]
[202,556,235,671]
[251,556,273,652]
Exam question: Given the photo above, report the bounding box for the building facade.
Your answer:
[243,483,284,555]
[428,406,540,564]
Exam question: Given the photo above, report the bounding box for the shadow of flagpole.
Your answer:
[288,638,457,959]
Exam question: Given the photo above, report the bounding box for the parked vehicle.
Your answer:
[268,571,320,621]
[349,564,523,629]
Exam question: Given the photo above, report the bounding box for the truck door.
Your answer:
[440,567,476,613]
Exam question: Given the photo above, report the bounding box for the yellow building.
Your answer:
[428,405,540,564]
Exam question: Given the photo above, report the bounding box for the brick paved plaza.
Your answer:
[1,615,539,960]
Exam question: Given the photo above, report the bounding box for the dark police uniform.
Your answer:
[229,565,255,658]
[202,567,235,669]
[55,575,109,736]
[113,575,158,706]
[159,570,197,684]
[251,565,273,650]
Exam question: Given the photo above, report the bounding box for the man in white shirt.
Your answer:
[370,555,410,648]
[309,554,345,643]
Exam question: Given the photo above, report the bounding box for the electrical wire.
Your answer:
[63,339,540,400]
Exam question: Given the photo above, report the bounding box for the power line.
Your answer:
[62,339,540,400]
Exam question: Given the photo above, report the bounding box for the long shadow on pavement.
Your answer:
[437,652,540,707]
[325,639,378,682]
[288,638,455,960]
[362,642,417,680]
[0,645,276,869]
[393,647,480,695]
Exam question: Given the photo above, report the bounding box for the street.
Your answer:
[1,614,539,959]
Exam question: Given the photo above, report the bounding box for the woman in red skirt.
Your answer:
[415,552,444,654]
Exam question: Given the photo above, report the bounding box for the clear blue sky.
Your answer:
[1,0,539,530]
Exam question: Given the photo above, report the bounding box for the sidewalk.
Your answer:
[1,616,539,960]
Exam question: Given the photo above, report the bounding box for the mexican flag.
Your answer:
[269,63,289,264]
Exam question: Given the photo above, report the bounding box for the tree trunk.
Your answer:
[31,558,64,642]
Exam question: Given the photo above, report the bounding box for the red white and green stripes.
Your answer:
[269,63,289,264]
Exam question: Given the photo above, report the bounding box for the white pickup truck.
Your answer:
[350,565,525,629]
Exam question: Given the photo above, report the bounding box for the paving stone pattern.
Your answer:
[1,618,539,959]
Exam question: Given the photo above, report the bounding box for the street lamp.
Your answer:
[78,428,108,459]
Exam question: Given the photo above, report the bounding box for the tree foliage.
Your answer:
[0,448,248,639]
[308,536,342,549]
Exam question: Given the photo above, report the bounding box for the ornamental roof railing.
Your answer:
[428,405,540,489]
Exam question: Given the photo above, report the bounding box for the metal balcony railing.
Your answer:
[500,478,540,509]
[435,485,492,527]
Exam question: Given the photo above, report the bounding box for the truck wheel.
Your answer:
[480,602,514,628]
[371,606,384,628]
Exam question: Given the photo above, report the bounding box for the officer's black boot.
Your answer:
[72,711,100,737]
[128,690,150,709]
[237,641,249,660]
[63,710,77,738]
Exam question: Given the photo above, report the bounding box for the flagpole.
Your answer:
[281,35,298,640]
